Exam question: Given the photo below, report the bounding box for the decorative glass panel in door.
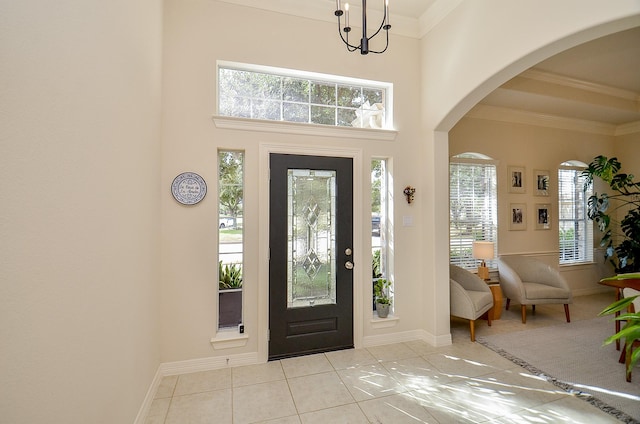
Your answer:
[288,169,337,309]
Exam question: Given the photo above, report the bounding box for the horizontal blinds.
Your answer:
[558,167,593,264]
[450,161,497,269]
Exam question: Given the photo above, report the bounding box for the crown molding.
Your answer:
[418,0,463,38]
[216,0,462,40]
[216,0,420,38]
[616,120,640,136]
[522,69,640,102]
[467,104,617,136]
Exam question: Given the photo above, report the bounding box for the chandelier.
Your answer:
[334,0,391,55]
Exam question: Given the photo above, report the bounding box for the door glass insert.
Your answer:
[287,169,337,308]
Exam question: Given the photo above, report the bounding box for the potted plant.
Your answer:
[374,278,392,318]
[583,156,640,273]
[598,283,640,382]
[372,250,382,310]
[219,261,243,327]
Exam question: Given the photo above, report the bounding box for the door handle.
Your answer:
[345,261,354,270]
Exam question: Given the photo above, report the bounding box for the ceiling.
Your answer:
[219,0,640,132]
[477,26,640,132]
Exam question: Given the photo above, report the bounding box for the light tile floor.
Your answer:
[146,292,624,423]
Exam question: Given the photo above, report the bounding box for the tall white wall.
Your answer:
[0,1,163,422]
[160,0,424,363]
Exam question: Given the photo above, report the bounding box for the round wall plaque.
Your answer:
[171,172,207,205]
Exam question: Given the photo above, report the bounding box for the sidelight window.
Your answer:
[218,150,244,329]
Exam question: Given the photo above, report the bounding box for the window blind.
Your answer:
[558,166,593,264]
[450,160,498,269]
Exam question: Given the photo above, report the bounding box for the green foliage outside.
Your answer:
[219,67,384,127]
[371,160,383,214]
[219,151,244,227]
[372,249,382,278]
[583,156,640,272]
[219,261,243,290]
[292,264,331,299]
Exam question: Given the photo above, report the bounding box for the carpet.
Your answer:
[478,316,640,423]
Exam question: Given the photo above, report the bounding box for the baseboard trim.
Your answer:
[160,352,260,376]
[573,286,611,297]
[133,367,163,424]
[362,329,451,348]
[134,352,260,423]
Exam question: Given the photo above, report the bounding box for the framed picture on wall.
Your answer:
[534,169,550,196]
[509,203,527,230]
[535,203,551,230]
[508,166,526,193]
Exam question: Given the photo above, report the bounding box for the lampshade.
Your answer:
[473,241,495,261]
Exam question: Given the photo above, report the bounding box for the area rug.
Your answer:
[478,316,640,423]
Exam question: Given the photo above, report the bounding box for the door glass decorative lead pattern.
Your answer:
[287,169,337,308]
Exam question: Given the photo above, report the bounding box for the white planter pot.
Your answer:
[376,303,390,318]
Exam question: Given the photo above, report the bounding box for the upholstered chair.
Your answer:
[497,256,572,324]
[449,264,494,342]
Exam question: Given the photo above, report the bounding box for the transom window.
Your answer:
[558,161,593,264]
[450,153,498,269]
[217,62,390,129]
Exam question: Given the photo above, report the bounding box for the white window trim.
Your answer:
[212,115,397,141]
[215,60,396,135]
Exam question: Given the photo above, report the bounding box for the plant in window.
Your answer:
[374,278,392,318]
[583,156,640,272]
[218,261,242,328]
[219,261,243,289]
[372,249,382,279]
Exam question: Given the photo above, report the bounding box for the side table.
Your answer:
[486,280,503,320]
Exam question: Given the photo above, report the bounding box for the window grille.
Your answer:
[218,63,390,129]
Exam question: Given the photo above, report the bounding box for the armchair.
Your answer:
[449,264,494,341]
[497,256,572,324]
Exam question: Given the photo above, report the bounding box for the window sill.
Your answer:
[212,115,397,141]
[559,261,597,269]
[371,314,399,329]
[210,331,249,350]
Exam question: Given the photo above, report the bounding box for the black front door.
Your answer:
[269,154,354,360]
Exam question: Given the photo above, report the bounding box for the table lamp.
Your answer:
[473,241,494,280]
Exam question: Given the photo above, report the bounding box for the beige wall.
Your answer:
[160,0,424,363]
[449,117,616,294]
[2,0,640,421]
[615,132,640,174]
[0,0,163,422]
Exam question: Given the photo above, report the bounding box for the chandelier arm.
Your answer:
[336,17,361,51]
[366,29,389,54]
[367,10,386,40]
[334,0,390,54]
